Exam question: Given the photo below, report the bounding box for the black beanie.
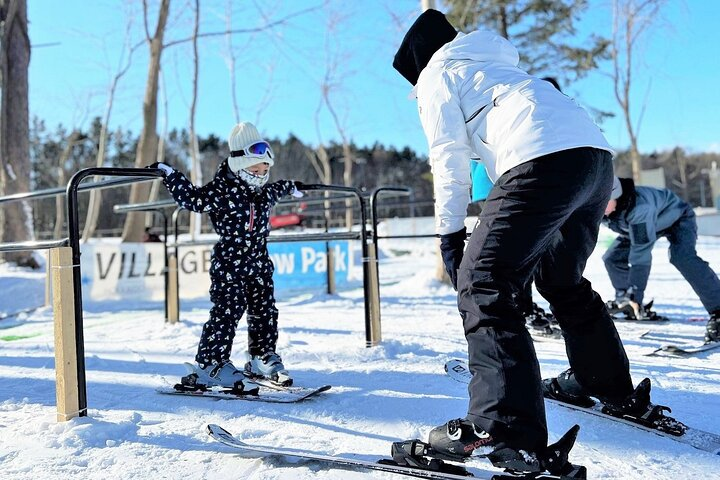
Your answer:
[393,9,457,86]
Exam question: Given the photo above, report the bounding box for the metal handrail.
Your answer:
[65,167,165,416]
[166,231,362,248]
[112,203,170,321]
[0,238,69,252]
[0,176,160,205]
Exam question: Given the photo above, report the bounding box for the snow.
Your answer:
[1,228,719,479]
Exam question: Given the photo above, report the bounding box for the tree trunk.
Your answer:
[54,130,81,239]
[121,0,170,242]
[82,24,135,243]
[188,0,201,239]
[0,0,37,268]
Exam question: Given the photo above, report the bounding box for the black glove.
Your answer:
[439,227,467,290]
[294,181,306,190]
[147,162,174,177]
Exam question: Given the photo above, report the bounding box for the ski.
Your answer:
[444,359,720,456]
[0,305,45,322]
[647,342,720,356]
[157,381,331,404]
[206,424,583,480]
[638,331,720,356]
[529,328,563,341]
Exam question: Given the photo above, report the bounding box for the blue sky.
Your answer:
[27,1,720,159]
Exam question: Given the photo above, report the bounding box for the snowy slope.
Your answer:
[1,229,719,479]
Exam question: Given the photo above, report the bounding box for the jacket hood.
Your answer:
[393,9,457,86]
[608,177,636,219]
[430,30,520,67]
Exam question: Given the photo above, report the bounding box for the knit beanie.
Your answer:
[393,9,458,86]
[227,122,274,174]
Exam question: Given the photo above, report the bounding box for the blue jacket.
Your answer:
[604,180,692,267]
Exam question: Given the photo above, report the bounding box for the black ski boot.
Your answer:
[525,305,562,338]
[607,298,665,321]
[532,302,558,325]
[705,312,719,344]
[487,425,586,479]
[426,418,495,461]
[542,369,596,408]
[600,378,687,436]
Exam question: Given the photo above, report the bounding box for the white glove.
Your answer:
[291,186,304,198]
[156,163,174,176]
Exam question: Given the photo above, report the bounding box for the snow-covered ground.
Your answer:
[1,228,719,479]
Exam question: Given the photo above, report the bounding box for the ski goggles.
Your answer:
[230,141,274,159]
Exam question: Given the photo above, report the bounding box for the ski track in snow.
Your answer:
[1,229,719,479]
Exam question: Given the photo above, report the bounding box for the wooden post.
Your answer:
[326,243,336,295]
[45,250,52,307]
[167,253,179,323]
[51,247,80,422]
[366,242,382,346]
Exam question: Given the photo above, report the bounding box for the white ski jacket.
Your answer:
[415,30,613,235]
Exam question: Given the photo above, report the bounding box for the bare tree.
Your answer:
[82,20,138,242]
[188,0,202,239]
[317,6,356,228]
[0,0,36,267]
[55,130,83,239]
[224,1,241,124]
[120,1,324,242]
[121,0,170,242]
[611,0,667,182]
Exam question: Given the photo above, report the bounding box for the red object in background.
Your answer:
[270,213,305,229]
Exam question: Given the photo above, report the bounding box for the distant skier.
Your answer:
[393,9,680,475]
[603,176,720,342]
[150,121,304,388]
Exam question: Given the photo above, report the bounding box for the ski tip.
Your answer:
[207,424,231,436]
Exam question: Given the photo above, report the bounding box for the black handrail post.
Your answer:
[158,211,169,321]
[66,167,164,417]
[298,184,377,347]
[171,207,184,319]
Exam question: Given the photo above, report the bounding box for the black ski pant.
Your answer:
[457,148,634,452]
[196,252,279,368]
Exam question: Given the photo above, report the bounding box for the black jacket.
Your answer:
[163,160,295,270]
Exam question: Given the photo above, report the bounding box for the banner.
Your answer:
[80,240,361,302]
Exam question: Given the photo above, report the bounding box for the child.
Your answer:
[603,176,720,341]
[151,121,303,387]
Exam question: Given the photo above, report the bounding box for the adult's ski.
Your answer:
[444,359,720,456]
[206,424,584,480]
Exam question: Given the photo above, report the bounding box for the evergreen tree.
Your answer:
[444,0,609,84]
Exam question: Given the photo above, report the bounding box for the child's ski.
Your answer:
[157,381,330,403]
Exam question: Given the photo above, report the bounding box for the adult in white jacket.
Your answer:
[393,9,678,475]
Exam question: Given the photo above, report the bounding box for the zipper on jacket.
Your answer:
[466,103,490,123]
[249,204,255,232]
